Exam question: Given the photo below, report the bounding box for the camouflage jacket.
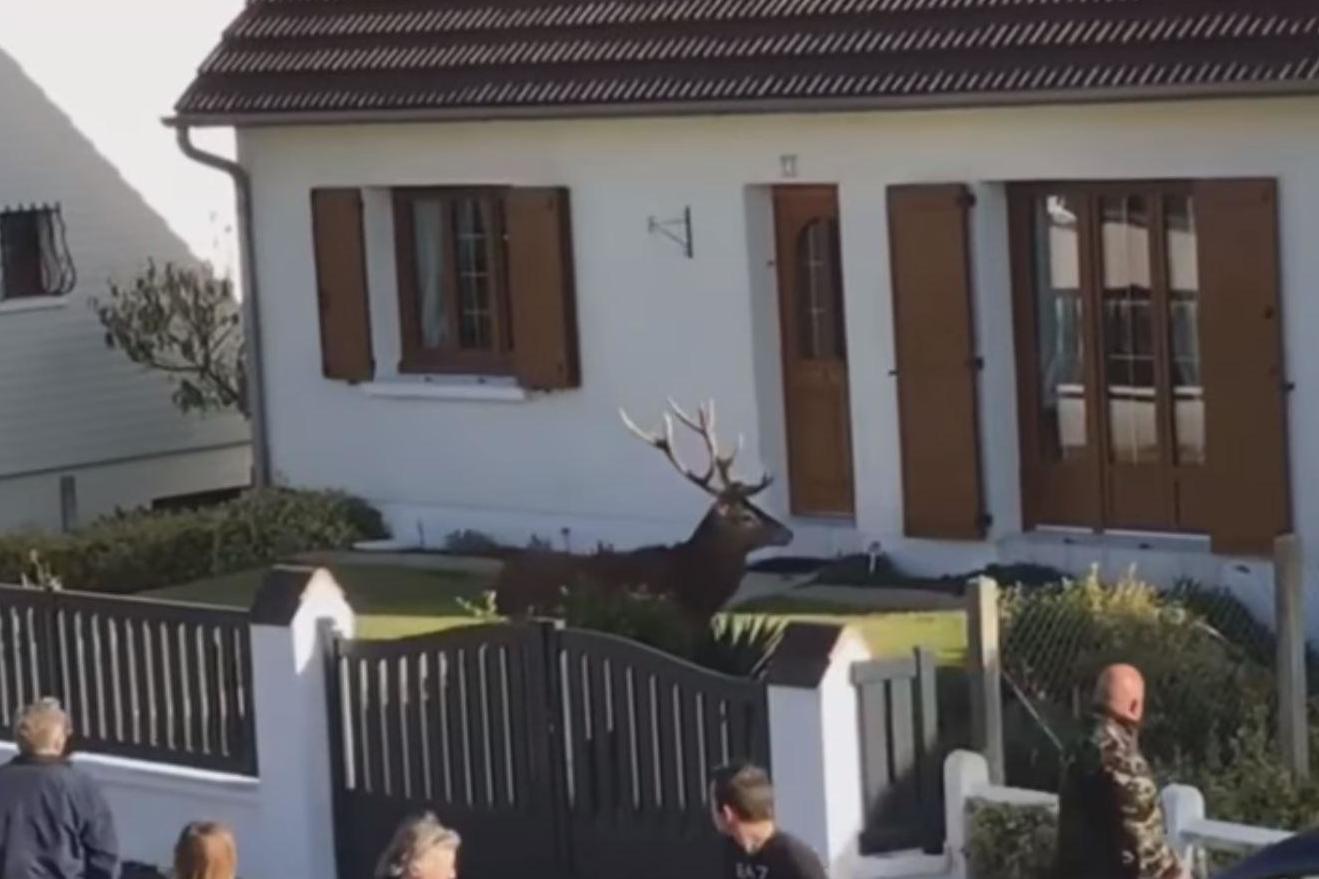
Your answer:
[1055,713,1181,879]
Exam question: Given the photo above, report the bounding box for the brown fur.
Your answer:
[494,500,791,626]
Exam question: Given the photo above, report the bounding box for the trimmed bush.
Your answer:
[1001,570,1273,777]
[0,488,385,594]
[966,799,1057,879]
[998,569,1319,836]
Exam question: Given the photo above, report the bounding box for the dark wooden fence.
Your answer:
[853,647,944,855]
[0,584,257,775]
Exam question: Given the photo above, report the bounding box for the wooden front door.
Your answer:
[773,185,855,517]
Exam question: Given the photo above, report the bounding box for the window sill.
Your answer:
[362,376,528,403]
[0,295,67,315]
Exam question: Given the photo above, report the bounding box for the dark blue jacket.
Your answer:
[0,754,118,879]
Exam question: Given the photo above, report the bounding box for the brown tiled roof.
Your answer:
[174,0,1319,124]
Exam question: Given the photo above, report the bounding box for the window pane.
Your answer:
[1166,194,1204,465]
[1101,194,1158,465]
[411,198,448,349]
[455,197,493,350]
[1032,194,1086,461]
[0,211,44,299]
[795,218,845,360]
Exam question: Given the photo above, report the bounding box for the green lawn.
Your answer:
[730,597,966,665]
[146,565,966,661]
[146,564,492,640]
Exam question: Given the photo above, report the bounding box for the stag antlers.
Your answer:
[619,399,772,497]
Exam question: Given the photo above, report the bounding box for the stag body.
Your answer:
[494,401,792,626]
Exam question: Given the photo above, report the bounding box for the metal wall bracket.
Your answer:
[647,206,693,259]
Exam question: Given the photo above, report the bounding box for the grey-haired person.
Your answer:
[0,698,119,879]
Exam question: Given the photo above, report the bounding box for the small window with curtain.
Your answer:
[392,188,512,374]
[0,204,75,301]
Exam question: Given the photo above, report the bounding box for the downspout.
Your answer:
[174,125,271,488]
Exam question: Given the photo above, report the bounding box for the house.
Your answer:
[174,1,1319,629]
[0,12,250,533]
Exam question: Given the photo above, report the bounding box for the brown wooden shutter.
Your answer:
[506,187,580,390]
[310,188,374,382]
[887,184,985,539]
[1196,178,1290,555]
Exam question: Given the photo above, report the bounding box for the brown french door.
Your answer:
[773,185,855,517]
[1010,182,1210,533]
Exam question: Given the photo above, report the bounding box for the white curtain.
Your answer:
[412,199,447,348]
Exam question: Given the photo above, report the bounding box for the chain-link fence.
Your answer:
[996,573,1284,791]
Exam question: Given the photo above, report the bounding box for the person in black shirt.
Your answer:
[710,763,828,879]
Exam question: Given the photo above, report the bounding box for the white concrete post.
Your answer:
[765,622,872,877]
[246,565,355,879]
[1162,784,1207,878]
[943,750,992,879]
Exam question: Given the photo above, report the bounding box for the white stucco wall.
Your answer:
[239,96,1319,631]
[0,23,250,531]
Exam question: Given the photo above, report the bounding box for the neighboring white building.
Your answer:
[175,2,1319,629]
[0,31,250,532]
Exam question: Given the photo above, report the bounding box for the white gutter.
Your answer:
[163,78,1319,129]
[173,126,271,489]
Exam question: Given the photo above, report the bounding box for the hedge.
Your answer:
[0,488,386,594]
[1000,571,1319,839]
[966,799,1057,879]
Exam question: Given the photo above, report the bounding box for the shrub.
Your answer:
[559,581,697,659]
[965,799,1057,879]
[443,529,505,556]
[0,488,385,593]
[552,583,785,678]
[1001,570,1273,776]
[1169,710,1319,832]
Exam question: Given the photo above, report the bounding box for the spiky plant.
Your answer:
[695,615,786,679]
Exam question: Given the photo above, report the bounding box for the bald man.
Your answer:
[1055,664,1186,879]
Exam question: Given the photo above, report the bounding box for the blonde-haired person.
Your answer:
[174,822,238,879]
[374,813,461,879]
[0,698,119,879]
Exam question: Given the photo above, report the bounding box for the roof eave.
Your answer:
[164,78,1319,130]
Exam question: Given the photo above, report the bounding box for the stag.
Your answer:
[494,400,793,627]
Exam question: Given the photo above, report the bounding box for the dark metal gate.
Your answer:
[326,622,770,879]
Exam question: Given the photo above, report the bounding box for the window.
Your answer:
[795,217,846,361]
[1011,182,1207,533]
[393,189,512,374]
[312,186,579,390]
[0,204,74,301]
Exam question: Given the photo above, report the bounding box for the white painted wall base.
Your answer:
[0,443,251,533]
[0,743,263,872]
[370,497,882,559]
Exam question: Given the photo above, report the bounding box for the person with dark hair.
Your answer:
[710,763,827,879]
[0,698,119,879]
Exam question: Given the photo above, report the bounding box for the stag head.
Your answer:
[620,399,793,555]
